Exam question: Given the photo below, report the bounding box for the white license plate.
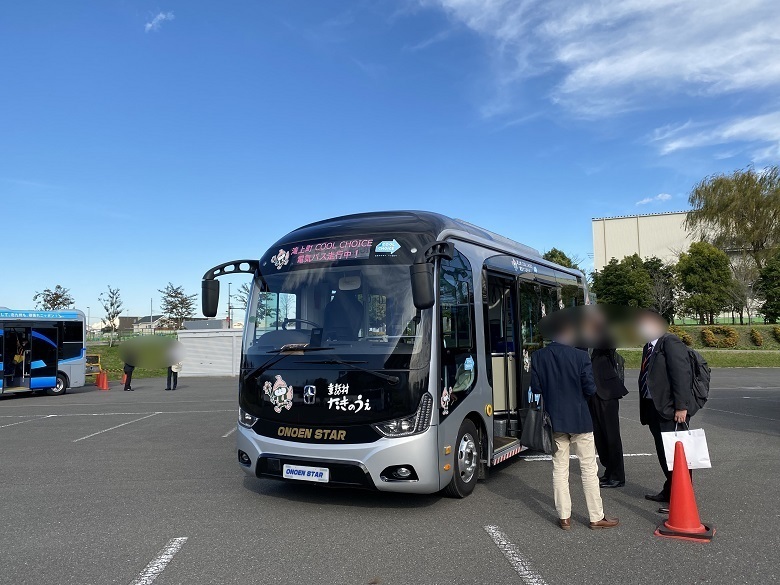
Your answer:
[282,464,330,483]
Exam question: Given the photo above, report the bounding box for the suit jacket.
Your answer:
[531,342,597,434]
[639,333,697,425]
[591,349,629,400]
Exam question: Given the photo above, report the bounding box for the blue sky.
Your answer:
[2,0,778,325]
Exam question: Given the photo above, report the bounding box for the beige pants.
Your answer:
[552,432,604,522]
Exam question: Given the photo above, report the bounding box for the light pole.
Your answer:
[87,306,90,339]
[150,298,153,335]
[228,282,232,329]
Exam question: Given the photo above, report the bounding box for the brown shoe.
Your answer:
[559,518,571,530]
[589,517,619,530]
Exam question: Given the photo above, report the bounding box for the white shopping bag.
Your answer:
[661,425,712,470]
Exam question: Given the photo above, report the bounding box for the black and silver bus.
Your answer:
[203,212,588,496]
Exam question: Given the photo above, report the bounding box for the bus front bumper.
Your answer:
[236,424,441,493]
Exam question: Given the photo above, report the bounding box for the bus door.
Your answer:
[485,273,522,447]
[30,327,58,390]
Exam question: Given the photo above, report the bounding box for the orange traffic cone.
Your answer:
[655,441,715,541]
[95,372,101,386]
[121,373,127,385]
[98,371,110,391]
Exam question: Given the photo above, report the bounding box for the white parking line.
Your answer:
[483,525,547,585]
[129,536,188,585]
[0,416,51,429]
[518,453,652,461]
[222,426,237,438]
[703,407,779,422]
[0,410,234,419]
[73,413,159,443]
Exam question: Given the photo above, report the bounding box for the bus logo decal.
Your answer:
[264,375,294,413]
[270,248,290,270]
[303,385,317,405]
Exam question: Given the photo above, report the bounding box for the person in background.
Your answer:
[123,360,136,391]
[166,361,182,391]
[531,319,619,531]
[637,310,698,503]
[589,345,629,488]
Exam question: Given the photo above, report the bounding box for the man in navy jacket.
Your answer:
[532,322,619,531]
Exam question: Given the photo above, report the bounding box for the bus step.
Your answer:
[491,437,525,466]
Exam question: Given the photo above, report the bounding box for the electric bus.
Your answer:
[202,212,588,496]
[0,309,87,396]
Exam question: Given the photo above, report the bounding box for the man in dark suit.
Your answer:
[532,321,619,531]
[637,311,698,503]
[589,347,629,488]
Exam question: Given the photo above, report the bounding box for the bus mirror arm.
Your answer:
[410,241,454,310]
[201,260,261,318]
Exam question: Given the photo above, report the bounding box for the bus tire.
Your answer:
[47,375,68,396]
[444,419,480,498]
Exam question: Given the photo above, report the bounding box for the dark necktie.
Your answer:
[639,342,653,399]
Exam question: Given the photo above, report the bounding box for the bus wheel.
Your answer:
[444,419,480,498]
[47,375,67,396]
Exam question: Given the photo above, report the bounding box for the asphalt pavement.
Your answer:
[1,369,778,585]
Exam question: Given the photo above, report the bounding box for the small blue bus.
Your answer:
[0,309,87,396]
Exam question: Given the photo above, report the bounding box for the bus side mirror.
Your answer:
[202,279,220,317]
[410,263,435,310]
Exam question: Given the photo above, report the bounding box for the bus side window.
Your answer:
[61,322,84,360]
[439,250,477,408]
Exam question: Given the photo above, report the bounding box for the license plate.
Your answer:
[282,464,329,483]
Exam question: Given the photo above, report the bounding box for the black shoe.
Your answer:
[165,388,171,391]
[644,492,669,503]
[124,388,131,391]
[657,507,670,514]
[600,480,625,488]
[171,387,176,391]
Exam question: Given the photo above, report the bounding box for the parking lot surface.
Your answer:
[1,369,778,585]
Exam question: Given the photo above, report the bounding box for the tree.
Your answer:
[33,285,74,310]
[99,286,123,346]
[590,254,652,307]
[158,283,197,330]
[757,250,780,323]
[676,242,733,324]
[543,248,583,271]
[685,165,780,269]
[234,283,251,310]
[643,257,678,323]
[727,255,760,325]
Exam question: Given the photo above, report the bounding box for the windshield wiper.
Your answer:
[267,344,335,354]
[242,345,336,381]
[302,358,400,385]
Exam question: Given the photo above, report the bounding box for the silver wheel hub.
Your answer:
[457,432,477,483]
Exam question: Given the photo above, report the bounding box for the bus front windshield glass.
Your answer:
[244,263,430,370]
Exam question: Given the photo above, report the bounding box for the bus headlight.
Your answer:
[238,407,258,428]
[373,393,433,438]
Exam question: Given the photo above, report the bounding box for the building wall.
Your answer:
[592,212,695,271]
[176,330,241,377]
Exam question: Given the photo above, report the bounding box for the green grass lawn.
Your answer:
[618,348,780,368]
[86,344,168,380]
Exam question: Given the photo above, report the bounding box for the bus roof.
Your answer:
[0,309,85,321]
[285,210,580,276]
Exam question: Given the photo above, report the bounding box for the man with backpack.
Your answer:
[636,310,704,503]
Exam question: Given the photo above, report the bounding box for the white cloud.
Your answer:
[651,111,780,158]
[422,0,780,118]
[636,193,672,206]
[145,11,175,33]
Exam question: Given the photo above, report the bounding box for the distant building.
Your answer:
[133,314,165,334]
[591,211,695,271]
[118,316,137,333]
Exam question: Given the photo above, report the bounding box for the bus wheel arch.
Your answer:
[444,415,483,498]
[47,372,69,396]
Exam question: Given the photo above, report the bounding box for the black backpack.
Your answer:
[687,347,711,408]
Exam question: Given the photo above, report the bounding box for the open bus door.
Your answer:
[30,327,58,391]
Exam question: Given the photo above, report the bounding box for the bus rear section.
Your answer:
[0,309,87,396]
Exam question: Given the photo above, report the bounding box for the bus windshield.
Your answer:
[244,262,429,369]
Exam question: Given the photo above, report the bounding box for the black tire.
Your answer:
[47,375,67,396]
[444,418,480,498]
